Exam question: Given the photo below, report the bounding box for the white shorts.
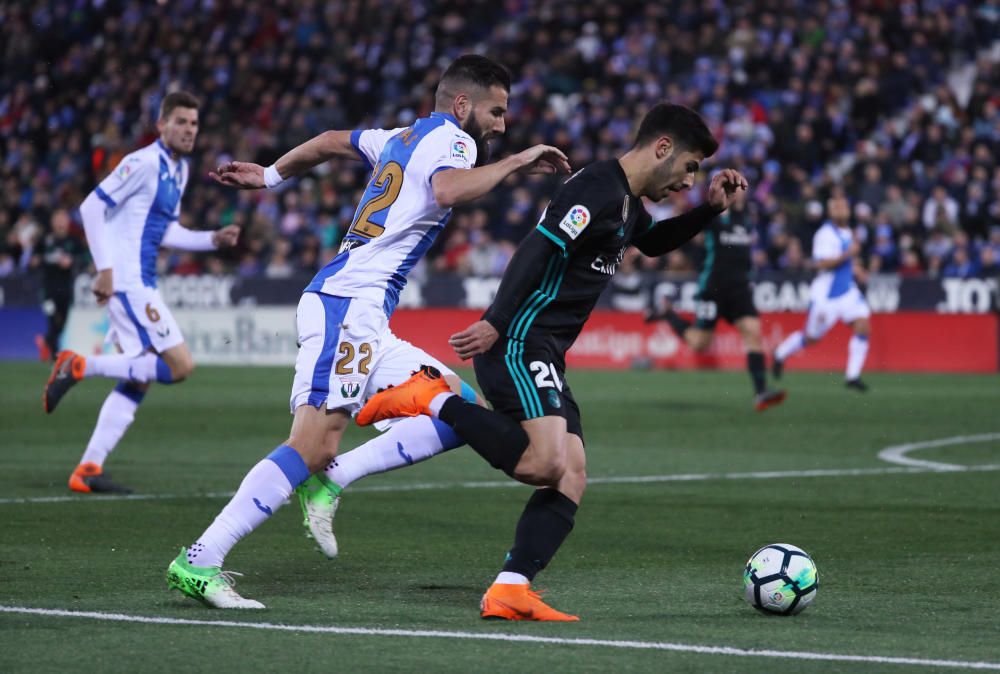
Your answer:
[290,292,455,415]
[106,287,184,356]
[805,286,871,340]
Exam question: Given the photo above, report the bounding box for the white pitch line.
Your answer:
[0,606,997,671]
[877,433,1000,471]
[2,463,1000,506]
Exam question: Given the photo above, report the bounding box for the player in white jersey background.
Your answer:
[772,194,873,391]
[43,92,240,493]
[166,55,570,609]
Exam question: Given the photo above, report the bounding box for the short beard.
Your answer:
[462,114,492,167]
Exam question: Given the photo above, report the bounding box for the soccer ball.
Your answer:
[743,543,818,615]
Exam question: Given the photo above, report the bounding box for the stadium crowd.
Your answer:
[1,0,999,284]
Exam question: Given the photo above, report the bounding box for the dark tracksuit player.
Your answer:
[357,103,749,621]
[647,188,786,411]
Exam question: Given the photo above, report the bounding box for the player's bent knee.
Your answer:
[172,361,194,382]
[514,448,568,486]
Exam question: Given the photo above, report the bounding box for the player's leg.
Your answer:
[734,314,786,411]
[772,302,831,378]
[481,395,586,621]
[157,342,195,382]
[167,292,352,608]
[168,404,348,608]
[648,296,714,352]
[357,345,564,484]
[843,293,872,391]
[322,333,484,491]
[44,291,181,413]
[70,372,149,494]
[298,336,483,558]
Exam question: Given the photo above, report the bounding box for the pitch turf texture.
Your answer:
[1,362,998,673]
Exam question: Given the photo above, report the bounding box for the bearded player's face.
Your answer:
[463,85,508,167]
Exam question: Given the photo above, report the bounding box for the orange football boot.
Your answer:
[355,365,451,426]
[754,389,787,412]
[43,350,86,413]
[68,462,132,494]
[480,583,580,622]
[754,390,788,412]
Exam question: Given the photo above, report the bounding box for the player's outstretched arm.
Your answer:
[432,144,570,208]
[633,169,748,257]
[210,130,360,189]
[161,223,240,251]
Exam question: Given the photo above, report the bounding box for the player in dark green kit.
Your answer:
[647,188,786,411]
[358,103,749,621]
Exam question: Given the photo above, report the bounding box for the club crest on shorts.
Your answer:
[340,380,361,399]
[559,205,591,240]
[547,388,562,409]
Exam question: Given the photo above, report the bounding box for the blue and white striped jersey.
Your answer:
[811,222,855,300]
[305,112,476,316]
[92,140,188,289]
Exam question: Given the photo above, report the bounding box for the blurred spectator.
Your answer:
[34,208,85,360]
[922,186,960,231]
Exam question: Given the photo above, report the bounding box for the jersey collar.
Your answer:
[156,139,181,166]
[430,111,460,127]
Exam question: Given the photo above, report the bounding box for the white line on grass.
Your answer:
[877,433,1000,471]
[1,606,998,671]
[3,464,1000,506]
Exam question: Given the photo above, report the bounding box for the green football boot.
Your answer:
[295,474,342,559]
[166,548,264,609]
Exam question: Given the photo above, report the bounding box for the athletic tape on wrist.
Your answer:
[264,164,284,189]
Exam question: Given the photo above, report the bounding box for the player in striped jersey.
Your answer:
[166,55,570,609]
[772,195,872,391]
[43,91,240,494]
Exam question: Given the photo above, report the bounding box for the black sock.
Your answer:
[501,489,578,581]
[747,351,766,394]
[439,396,529,476]
[661,309,692,338]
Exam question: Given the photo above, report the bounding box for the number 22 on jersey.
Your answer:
[348,161,404,240]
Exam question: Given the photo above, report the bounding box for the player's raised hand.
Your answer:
[449,320,500,360]
[211,225,241,248]
[92,268,113,306]
[210,161,266,189]
[707,169,749,212]
[515,145,572,175]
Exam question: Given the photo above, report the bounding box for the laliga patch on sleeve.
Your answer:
[116,156,142,180]
[558,205,591,240]
[450,139,470,163]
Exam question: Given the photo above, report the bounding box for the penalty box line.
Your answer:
[1,606,999,671]
[1,463,999,506]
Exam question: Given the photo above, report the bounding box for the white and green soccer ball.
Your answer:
[743,543,818,615]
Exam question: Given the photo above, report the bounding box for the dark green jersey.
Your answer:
[698,204,754,291]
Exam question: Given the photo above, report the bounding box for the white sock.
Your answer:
[326,416,462,489]
[495,571,529,585]
[85,353,159,382]
[187,457,298,568]
[775,330,806,362]
[846,334,869,381]
[427,392,455,417]
[80,388,141,466]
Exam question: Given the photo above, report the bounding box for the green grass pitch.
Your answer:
[1,361,998,673]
